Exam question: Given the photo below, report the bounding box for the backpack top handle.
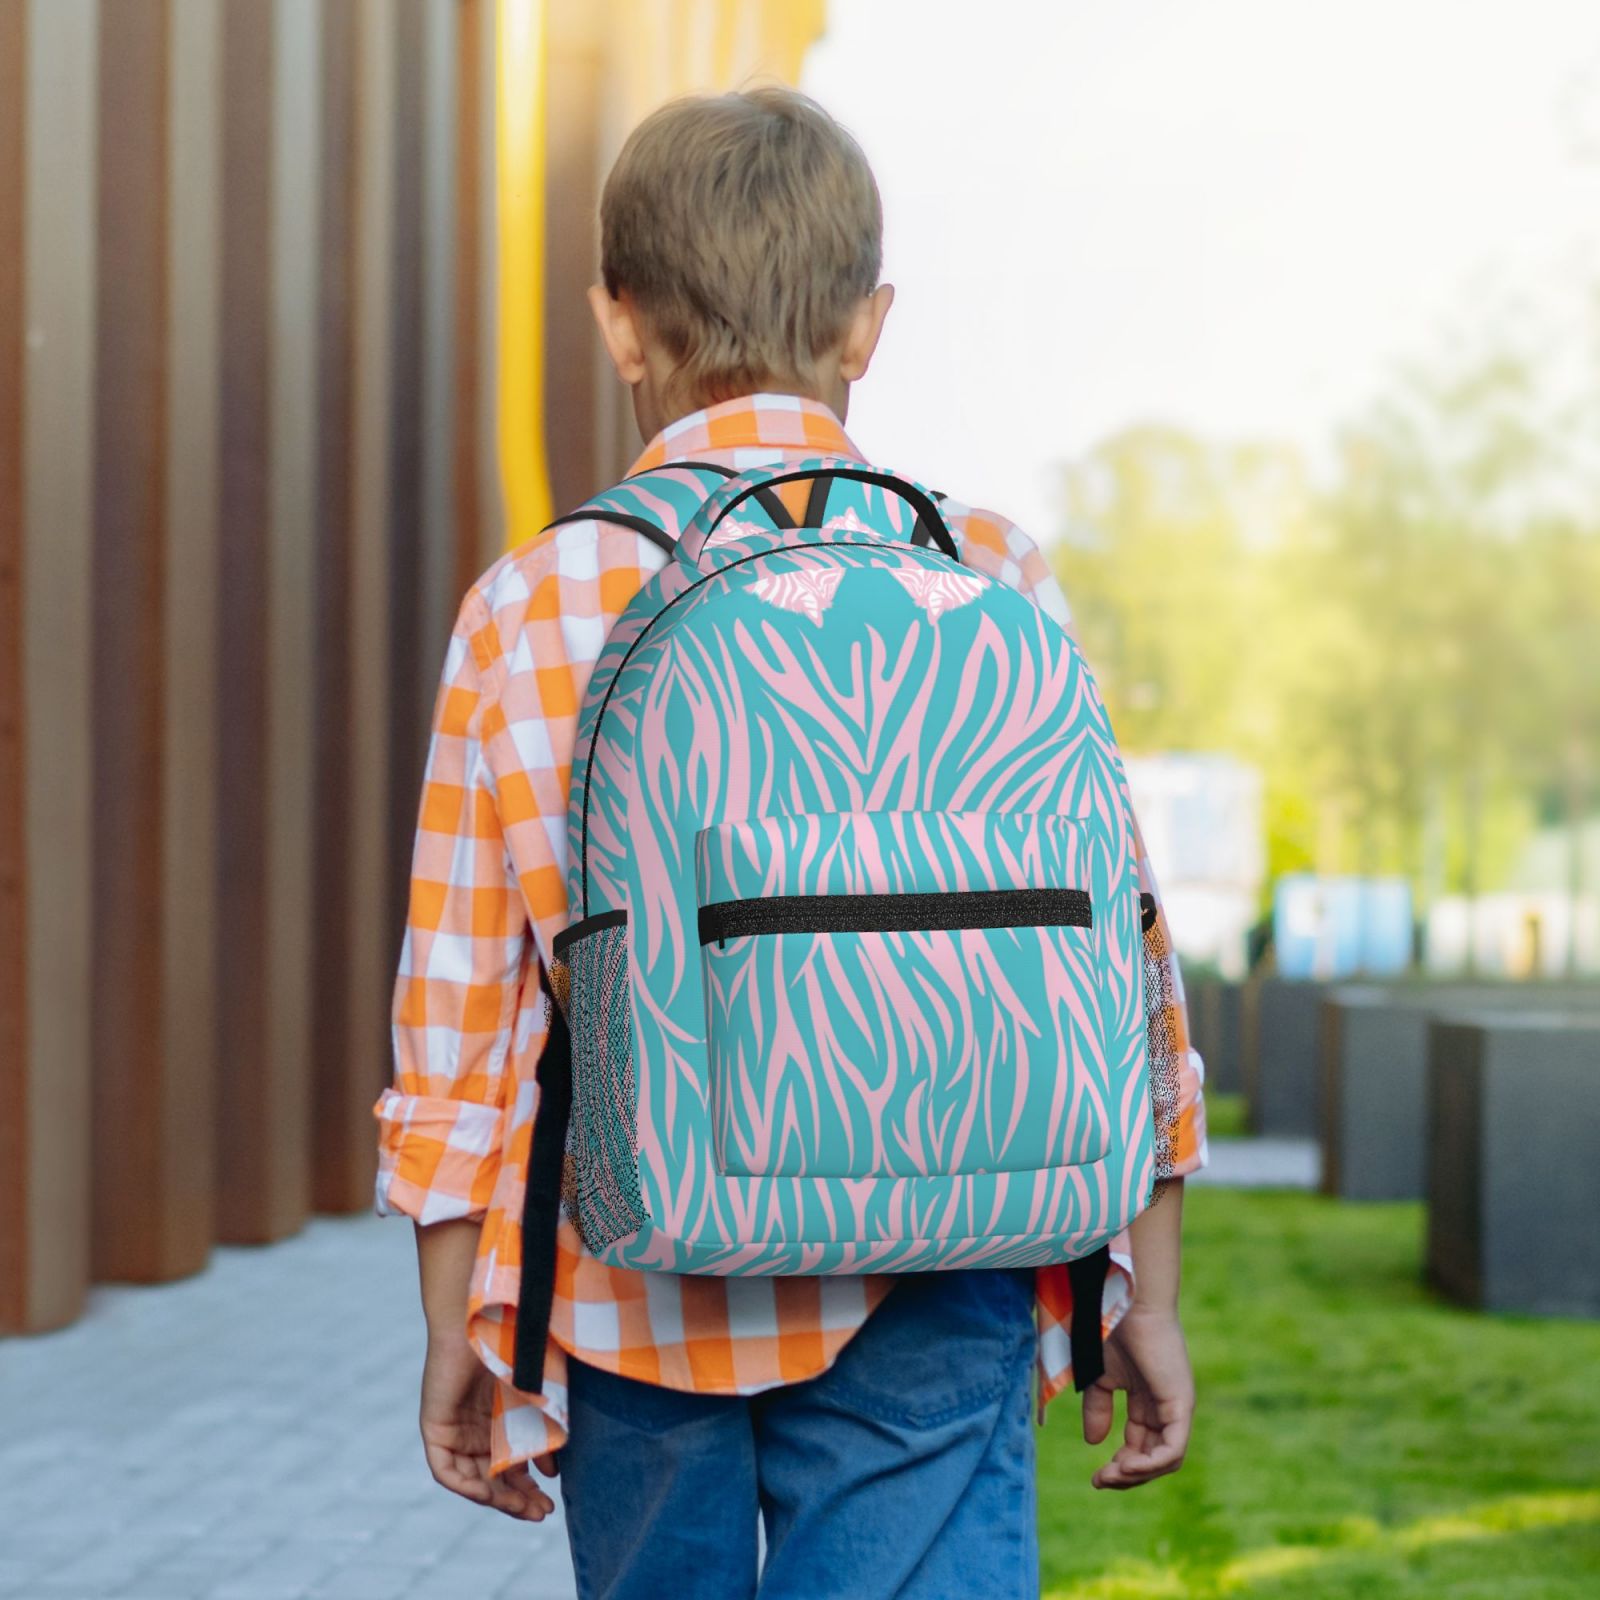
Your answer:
[681,459,960,565]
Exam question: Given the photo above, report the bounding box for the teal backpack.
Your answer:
[514,459,1156,1393]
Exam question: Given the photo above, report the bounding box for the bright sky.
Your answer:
[803,0,1600,538]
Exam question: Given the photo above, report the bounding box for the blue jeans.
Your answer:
[557,1267,1038,1599]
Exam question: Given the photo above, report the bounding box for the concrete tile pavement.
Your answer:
[0,1215,575,1600]
[1192,1136,1321,1190]
[0,1137,1318,1599]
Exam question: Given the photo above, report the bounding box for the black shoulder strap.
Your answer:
[803,479,949,529]
[541,507,676,559]
[627,459,798,531]
[512,974,572,1395]
[704,466,957,560]
[1066,1244,1111,1392]
[541,459,798,559]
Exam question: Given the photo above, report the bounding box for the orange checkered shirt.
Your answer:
[375,394,1208,1474]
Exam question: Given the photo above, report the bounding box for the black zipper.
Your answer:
[698,887,1092,948]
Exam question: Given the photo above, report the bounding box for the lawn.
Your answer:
[1203,1093,1249,1140]
[1036,1185,1600,1598]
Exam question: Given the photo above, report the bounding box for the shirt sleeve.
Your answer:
[998,528,1209,1181]
[373,588,530,1224]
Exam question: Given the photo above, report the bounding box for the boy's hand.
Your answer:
[419,1331,557,1521]
[1082,1304,1194,1490]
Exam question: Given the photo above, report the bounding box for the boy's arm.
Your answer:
[373,589,526,1227]
[1084,1181,1193,1489]
[373,590,557,1518]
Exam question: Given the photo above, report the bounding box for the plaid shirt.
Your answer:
[375,394,1208,1473]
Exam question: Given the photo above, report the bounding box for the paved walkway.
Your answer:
[0,1215,576,1600]
[1192,1136,1321,1190]
[1,1136,1317,1599]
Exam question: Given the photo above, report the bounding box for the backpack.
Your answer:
[515,457,1155,1392]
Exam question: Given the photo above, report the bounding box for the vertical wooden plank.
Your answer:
[265,0,320,1236]
[468,0,506,572]
[419,0,458,672]
[90,0,172,1284]
[387,0,429,961]
[544,0,605,511]
[0,0,31,1332]
[347,0,396,1212]
[449,0,482,604]
[452,0,502,594]
[9,0,98,1331]
[158,0,222,1276]
[216,0,298,1244]
[309,0,363,1214]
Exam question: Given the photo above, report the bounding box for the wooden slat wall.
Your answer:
[544,1,609,512]
[308,0,365,1218]
[215,0,291,1244]
[90,0,175,1282]
[1,0,500,1330]
[343,0,397,1240]
[5,0,100,1335]
[159,0,223,1278]
[0,0,35,1332]
[262,0,321,1243]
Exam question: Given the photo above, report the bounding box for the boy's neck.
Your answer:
[638,377,849,445]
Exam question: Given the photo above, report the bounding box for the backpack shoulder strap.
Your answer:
[542,461,786,560]
[541,505,676,559]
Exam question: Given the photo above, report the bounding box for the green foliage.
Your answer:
[1053,323,1600,911]
[1036,1188,1600,1597]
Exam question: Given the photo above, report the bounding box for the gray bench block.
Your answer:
[1321,987,1432,1200]
[1322,984,1600,1201]
[1427,1012,1600,1317]
[1246,978,1329,1137]
[1189,978,1243,1096]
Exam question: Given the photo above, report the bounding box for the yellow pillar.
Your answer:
[496,0,827,548]
[495,0,554,541]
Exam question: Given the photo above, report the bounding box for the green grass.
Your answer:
[1036,1188,1600,1598]
[1204,1093,1249,1140]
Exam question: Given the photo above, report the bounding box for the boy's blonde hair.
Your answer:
[600,87,883,408]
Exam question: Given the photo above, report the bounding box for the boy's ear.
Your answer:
[838,283,895,384]
[588,284,649,387]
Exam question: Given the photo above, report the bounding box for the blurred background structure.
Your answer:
[0,0,821,1337]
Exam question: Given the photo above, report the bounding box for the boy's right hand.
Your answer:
[419,1330,557,1521]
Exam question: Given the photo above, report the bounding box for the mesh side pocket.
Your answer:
[560,920,647,1253]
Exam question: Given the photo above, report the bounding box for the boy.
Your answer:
[376,88,1206,1599]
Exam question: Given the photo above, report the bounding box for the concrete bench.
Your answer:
[1321,983,1600,1201]
[1245,977,1329,1137]
[1426,1012,1600,1317]
[1189,977,1244,1096]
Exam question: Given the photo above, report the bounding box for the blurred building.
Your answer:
[1424,894,1600,979]
[1,0,821,1334]
[1123,754,1265,979]
[1273,875,1414,980]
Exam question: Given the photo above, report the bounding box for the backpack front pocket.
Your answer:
[695,811,1115,1182]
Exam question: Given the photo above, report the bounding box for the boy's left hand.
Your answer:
[1081,1304,1195,1489]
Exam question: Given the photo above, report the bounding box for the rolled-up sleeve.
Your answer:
[374,591,528,1224]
